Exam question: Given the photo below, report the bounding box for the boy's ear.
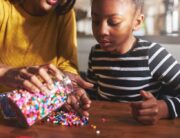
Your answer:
[133,14,144,31]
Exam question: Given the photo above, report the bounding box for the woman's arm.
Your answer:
[0,0,4,27]
[56,9,78,74]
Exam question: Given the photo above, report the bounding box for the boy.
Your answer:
[86,0,180,125]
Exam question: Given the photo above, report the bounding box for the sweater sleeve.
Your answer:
[56,9,78,74]
[148,43,180,119]
[0,0,5,28]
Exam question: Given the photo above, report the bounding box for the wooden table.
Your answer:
[0,101,180,138]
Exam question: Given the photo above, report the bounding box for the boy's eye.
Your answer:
[107,18,121,26]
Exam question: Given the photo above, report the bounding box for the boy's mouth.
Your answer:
[99,40,112,48]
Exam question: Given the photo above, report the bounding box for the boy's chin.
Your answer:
[100,46,116,52]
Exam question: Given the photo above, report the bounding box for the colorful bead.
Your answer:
[96,130,100,135]
[46,110,89,127]
[6,77,73,128]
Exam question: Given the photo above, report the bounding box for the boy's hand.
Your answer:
[130,90,169,125]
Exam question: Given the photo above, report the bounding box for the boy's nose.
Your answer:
[98,22,109,36]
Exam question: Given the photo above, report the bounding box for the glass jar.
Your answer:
[0,76,73,128]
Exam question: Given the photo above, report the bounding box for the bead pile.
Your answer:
[7,79,73,127]
[46,111,89,126]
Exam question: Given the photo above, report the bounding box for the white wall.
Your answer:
[77,37,180,72]
[163,44,180,62]
[77,37,96,72]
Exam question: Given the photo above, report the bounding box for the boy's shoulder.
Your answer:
[90,44,101,51]
[90,39,163,53]
[92,44,101,48]
[136,38,162,49]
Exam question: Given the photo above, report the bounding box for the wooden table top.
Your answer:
[0,100,180,138]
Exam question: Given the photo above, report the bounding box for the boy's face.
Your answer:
[91,0,141,53]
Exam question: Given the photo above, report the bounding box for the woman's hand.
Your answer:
[63,72,94,90]
[130,90,169,125]
[62,72,93,116]
[0,64,64,94]
[64,87,91,117]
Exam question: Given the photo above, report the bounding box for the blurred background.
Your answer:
[74,0,180,73]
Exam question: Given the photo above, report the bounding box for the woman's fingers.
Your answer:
[64,72,94,89]
[75,76,94,89]
[27,66,53,86]
[67,95,80,112]
[22,79,40,93]
[14,64,62,94]
[46,64,64,81]
[27,64,64,86]
[2,64,64,95]
[25,64,64,92]
[66,89,91,117]
[19,68,50,94]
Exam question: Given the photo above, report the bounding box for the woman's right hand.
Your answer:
[0,64,64,95]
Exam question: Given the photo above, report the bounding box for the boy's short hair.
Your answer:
[91,0,144,13]
[132,0,144,13]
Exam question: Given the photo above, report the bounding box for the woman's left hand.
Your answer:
[65,87,91,116]
[62,72,93,116]
[130,90,169,125]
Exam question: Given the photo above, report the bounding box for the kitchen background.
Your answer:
[74,0,180,73]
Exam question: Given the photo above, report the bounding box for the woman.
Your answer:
[0,0,92,118]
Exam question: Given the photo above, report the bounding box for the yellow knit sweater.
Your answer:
[0,0,78,92]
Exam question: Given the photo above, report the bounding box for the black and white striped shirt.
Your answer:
[86,38,180,119]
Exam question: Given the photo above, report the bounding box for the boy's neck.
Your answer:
[118,36,136,55]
